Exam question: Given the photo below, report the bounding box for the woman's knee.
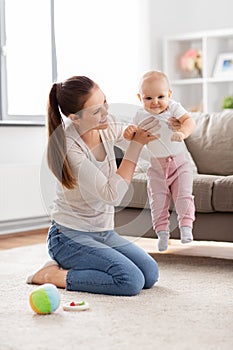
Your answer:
[117,266,145,296]
[143,259,159,289]
[128,258,160,293]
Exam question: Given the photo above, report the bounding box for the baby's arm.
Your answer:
[123,125,138,140]
[171,114,195,142]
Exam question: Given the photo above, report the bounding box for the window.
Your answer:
[0,0,150,123]
[0,0,55,123]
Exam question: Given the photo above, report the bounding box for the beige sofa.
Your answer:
[115,111,233,243]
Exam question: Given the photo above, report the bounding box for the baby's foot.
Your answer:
[180,226,193,244]
[157,231,170,251]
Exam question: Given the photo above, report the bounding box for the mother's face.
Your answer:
[72,86,108,134]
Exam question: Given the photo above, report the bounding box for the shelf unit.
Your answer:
[163,28,233,113]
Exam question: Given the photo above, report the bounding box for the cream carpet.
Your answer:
[0,242,233,350]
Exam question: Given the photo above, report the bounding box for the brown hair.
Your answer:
[47,76,96,189]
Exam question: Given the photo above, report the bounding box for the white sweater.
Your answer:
[51,115,129,232]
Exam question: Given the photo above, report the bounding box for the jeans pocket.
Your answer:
[47,223,62,258]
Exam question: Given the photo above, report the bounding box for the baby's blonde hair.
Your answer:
[139,70,170,92]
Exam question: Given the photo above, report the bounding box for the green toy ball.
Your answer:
[29,283,60,314]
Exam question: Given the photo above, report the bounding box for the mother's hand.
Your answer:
[138,116,161,135]
[133,128,159,145]
[168,117,181,131]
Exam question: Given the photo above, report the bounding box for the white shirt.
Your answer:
[134,100,188,158]
[51,115,129,232]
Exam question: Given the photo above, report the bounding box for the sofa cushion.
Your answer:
[120,161,150,209]
[213,176,233,212]
[120,167,222,213]
[185,111,233,176]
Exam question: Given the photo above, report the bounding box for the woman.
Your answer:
[27,76,160,296]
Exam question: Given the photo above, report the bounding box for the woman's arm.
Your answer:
[114,116,160,161]
[67,144,129,206]
[66,126,157,206]
[116,128,156,183]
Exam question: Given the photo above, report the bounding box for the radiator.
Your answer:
[0,163,48,223]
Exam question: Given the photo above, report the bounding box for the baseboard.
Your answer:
[0,216,50,235]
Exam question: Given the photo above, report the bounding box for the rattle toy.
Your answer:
[63,301,89,311]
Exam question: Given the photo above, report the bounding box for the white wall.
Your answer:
[55,0,152,106]
[150,0,233,69]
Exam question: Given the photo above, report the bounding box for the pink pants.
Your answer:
[147,152,195,233]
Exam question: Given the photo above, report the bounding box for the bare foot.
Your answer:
[27,261,68,288]
[30,265,61,285]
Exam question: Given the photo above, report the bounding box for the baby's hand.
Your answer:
[123,125,138,140]
[171,131,185,142]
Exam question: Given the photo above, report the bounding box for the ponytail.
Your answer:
[47,76,96,189]
[47,83,76,189]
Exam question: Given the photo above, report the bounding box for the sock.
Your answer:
[180,226,193,244]
[157,231,170,252]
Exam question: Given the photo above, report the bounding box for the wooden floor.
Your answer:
[0,228,49,250]
[1,228,233,260]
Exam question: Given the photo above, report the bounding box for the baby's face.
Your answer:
[138,78,172,115]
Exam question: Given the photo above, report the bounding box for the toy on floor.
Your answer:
[29,283,60,314]
[63,301,90,311]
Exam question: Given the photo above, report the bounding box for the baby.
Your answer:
[124,70,196,251]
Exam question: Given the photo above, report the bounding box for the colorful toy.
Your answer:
[29,283,60,314]
[63,301,89,311]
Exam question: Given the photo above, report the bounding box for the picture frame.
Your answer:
[213,52,233,78]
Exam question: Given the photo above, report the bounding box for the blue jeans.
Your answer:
[47,221,159,296]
